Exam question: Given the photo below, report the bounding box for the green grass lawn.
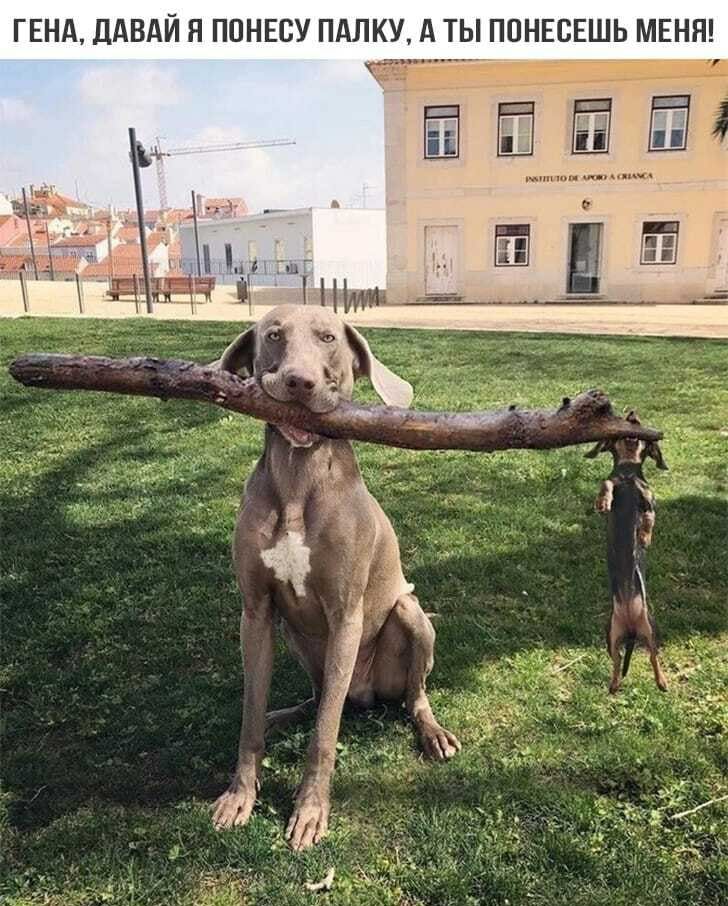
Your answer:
[1,317,726,906]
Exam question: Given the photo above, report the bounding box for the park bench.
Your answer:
[158,276,216,303]
[108,276,161,302]
[108,276,216,303]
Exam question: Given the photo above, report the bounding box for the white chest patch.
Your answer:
[260,531,311,597]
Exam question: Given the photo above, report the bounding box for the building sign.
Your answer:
[525,172,654,184]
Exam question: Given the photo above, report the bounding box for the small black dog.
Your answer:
[585,411,668,694]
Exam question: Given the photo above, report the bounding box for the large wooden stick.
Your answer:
[8,353,663,452]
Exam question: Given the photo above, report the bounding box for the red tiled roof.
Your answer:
[40,255,88,273]
[205,197,246,206]
[4,234,34,248]
[108,244,145,260]
[0,255,28,271]
[163,209,193,224]
[117,226,142,242]
[0,254,86,274]
[53,235,107,248]
[147,231,167,250]
[83,244,164,278]
[32,191,88,213]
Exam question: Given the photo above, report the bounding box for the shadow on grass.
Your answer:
[3,418,725,835]
[408,491,727,684]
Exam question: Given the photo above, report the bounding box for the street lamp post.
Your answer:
[128,127,154,314]
[191,190,202,277]
[21,187,39,280]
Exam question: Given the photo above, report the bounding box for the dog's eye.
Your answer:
[321,333,335,343]
[267,330,281,342]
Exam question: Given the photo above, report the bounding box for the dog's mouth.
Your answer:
[275,423,322,448]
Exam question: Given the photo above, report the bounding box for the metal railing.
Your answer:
[181,257,313,278]
[301,276,382,314]
[5,268,384,317]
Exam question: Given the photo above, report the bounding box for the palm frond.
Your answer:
[712,94,728,141]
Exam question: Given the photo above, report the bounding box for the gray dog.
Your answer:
[212,304,460,850]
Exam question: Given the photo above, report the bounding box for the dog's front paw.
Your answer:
[637,529,652,548]
[212,780,258,830]
[286,787,330,851]
[419,722,461,761]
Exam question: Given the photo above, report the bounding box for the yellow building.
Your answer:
[366,60,728,304]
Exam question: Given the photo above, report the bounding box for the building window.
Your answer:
[274,238,286,274]
[202,243,211,273]
[247,240,258,272]
[495,224,530,266]
[224,242,233,271]
[641,221,679,264]
[424,105,459,158]
[572,99,611,153]
[649,96,689,151]
[498,102,534,155]
[303,236,313,273]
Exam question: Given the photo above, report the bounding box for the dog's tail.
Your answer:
[635,565,647,606]
[622,565,646,678]
[622,635,636,677]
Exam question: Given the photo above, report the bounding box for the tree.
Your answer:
[713,94,728,142]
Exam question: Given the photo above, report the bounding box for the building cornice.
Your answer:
[365,58,728,87]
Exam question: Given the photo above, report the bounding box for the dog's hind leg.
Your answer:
[649,646,668,692]
[608,637,623,694]
[266,623,325,734]
[638,610,668,692]
[607,607,625,694]
[375,593,461,761]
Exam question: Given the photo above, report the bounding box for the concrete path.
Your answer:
[1,280,726,338]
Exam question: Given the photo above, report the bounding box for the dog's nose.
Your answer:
[283,369,316,396]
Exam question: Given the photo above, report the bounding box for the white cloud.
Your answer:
[78,65,183,107]
[44,62,382,212]
[0,97,34,122]
[315,61,370,84]
[162,125,299,212]
[61,65,184,207]
[158,123,384,213]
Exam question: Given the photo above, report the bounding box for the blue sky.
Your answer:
[0,61,385,211]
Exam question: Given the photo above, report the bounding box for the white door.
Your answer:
[715,218,728,291]
[425,226,458,295]
[568,223,603,294]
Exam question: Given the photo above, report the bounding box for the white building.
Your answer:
[50,234,114,263]
[178,207,386,288]
[0,194,12,216]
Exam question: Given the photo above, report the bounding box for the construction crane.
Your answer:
[151,137,296,210]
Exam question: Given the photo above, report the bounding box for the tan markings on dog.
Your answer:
[595,479,614,513]
[638,509,656,548]
[258,509,278,542]
[261,531,311,597]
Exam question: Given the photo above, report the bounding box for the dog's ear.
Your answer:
[584,439,613,459]
[344,324,413,408]
[212,325,257,376]
[645,441,668,471]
